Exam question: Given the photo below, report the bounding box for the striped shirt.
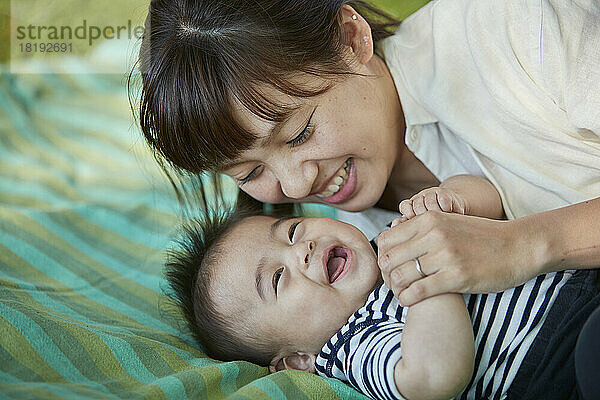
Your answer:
[315,268,574,400]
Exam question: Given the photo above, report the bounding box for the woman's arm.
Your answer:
[517,197,600,273]
[377,196,600,306]
[394,293,474,400]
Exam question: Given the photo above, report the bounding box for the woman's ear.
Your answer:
[269,353,317,374]
[340,4,374,65]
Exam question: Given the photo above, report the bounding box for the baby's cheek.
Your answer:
[363,253,380,279]
[313,313,343,346]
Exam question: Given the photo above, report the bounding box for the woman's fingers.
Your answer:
[390,216,408,227]
[397,272,457,306]
[384,256,431,298]
[379,213,421,248]
[378,222,432,298]
[378,219,420,266]
[379,239,425,279]
[379,211,534,304]
[379,245,454,307]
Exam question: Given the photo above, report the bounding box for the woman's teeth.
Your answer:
[316,160,350,198]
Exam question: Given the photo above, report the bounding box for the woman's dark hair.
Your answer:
[128,0,401,209]
[163,200,296,366]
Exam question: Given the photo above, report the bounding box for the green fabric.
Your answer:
[0,1,429,398]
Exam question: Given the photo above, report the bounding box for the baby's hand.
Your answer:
[396,187,466,222]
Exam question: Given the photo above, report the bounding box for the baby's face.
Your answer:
[210,216,381,360]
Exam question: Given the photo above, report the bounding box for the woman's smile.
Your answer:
[314,158,357,203]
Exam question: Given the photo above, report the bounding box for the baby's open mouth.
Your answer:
[326,246,349,283]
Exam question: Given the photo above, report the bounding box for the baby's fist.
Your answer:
[398,187,466,221]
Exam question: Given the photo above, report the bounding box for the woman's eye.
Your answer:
[288,221,300,243]
[238,165,262,185]
[286,123,313,148]
[272,267,284,293]
[286,107,317,148]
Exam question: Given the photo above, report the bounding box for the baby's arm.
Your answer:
[394,294,474,400]
[399,174,505,220]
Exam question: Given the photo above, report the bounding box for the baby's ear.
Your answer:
[269,353,317,374]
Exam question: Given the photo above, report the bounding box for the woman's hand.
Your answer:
[397,187,467,222]
[377,211,538,305]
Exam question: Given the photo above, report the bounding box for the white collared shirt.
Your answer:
[375,0,600,219]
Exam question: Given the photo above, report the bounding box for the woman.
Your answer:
[133,0,600,397]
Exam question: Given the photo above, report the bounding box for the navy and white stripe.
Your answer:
[315,259,574,400]
[316,283,408,400]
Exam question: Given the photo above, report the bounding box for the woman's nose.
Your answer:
[276,161,318,199]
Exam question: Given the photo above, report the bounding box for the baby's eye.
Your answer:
[272,267,284,293]
[288,221,300,243]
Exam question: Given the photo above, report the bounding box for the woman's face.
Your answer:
[223,54,405,212]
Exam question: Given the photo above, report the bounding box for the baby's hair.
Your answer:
[163,201,297,366]
[129,0,401,205]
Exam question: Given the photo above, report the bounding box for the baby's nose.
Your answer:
[297,240,315,269]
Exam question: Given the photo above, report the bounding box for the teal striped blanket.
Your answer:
[0,69,370,399]
[0,69,365,399]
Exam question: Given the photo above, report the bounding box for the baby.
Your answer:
[165,175,576,400]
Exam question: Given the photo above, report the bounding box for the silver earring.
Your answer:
[351,14,357,20]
